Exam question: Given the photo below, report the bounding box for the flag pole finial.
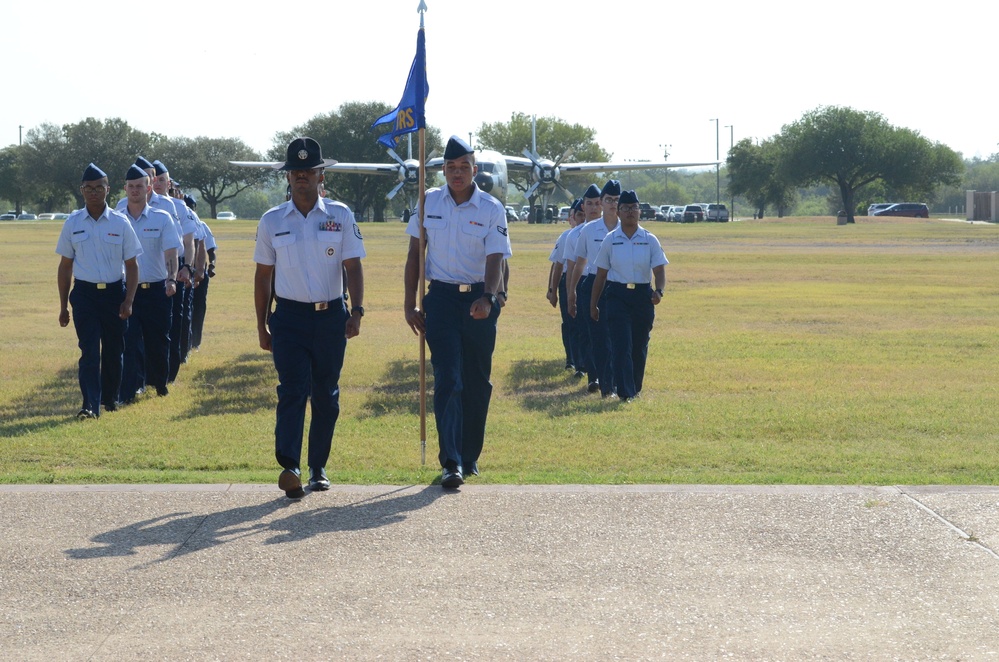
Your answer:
[418,1,427,27]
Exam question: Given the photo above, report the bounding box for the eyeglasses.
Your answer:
[81,185,107,195]
[602,197,620,205]
[618,204,640,212]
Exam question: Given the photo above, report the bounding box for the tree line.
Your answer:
[1,104,992,222]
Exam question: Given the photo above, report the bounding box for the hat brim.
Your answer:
[277,158,338,171]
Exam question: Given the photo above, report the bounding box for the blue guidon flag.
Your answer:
[371,28,428,149]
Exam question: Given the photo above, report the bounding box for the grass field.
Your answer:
[1,216,997,486]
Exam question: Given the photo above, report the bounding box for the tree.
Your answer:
[727,138,803,219]
[273,101,443,221]
[777,106,962,223]
[155,136,267,219]
[476,112,610,198]
[21,118,152,209]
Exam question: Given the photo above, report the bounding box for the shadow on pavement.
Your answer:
[64,486,444,566]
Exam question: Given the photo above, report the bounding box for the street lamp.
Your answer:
[16,125,23,215]
[724,125,733,220]
[659,143,671,201]
[709,118,719,204]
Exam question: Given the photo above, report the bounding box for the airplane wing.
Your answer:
[327,163,400,176]
[229,160,285,170]
[229,160,400,175]
[560,160,720,173]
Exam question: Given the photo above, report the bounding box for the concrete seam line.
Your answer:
[898,490,999,561]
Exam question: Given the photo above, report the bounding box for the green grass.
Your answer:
[1,216,997,485]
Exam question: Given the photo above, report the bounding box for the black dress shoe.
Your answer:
[155,385,169,397]
[587,381,599,393]
[278,468,305,499]
[573,370,584,379]
[76,409,96,420]
[464,462,479,477]
[308,467,331,491]
[441,467,464,489]
[104,401,119,412]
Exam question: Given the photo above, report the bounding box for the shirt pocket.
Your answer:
[71,230,90,245]
[272,233,296,248]
[317,230,343,245]
[142,228,162,239]
[459,220,488,239]
[423,217,446,231]
[102,232,124,245]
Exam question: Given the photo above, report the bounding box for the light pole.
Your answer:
[710,118,719,205]
[724,124,733,219]
[659,143,671,202]
[16,125,23,216]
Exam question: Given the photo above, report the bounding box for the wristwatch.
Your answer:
[498,291,508,301]
[351,306,364,317]
[484,293,498,307]
[655,288,664,297]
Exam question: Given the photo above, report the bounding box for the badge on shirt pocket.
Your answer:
[317,230,342,259]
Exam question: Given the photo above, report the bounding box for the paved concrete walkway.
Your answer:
[1,484,997,660]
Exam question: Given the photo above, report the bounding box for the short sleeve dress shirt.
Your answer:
[592,225,668,284]
[56,206,143,283]
[126,204,182,282]
[407,184,512,284]
[575,217,621,276]
[254,197,366,303]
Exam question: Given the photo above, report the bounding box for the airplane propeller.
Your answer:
[522,147,575,202]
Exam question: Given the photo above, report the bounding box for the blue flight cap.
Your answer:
[570,197,583,211]
[184,195,197,210]
[126,164,148,181]
[600,179,621,197]
[81,163,107,182]
[619,190,639,205]
[582,184,601,199]
[134,156,154,170]
[152,160,169,176]
[443,135,473,160]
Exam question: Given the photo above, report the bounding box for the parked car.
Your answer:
[558,206,571,222]
[17,213,37,220]
[216,211,237,220]
[682,204,705,223]
[505,205,518,223]
[668,205,685,222]
[520,205,530,221]
[0,213,16,221]
[638,202,657,221]
[872,202,929,218]
[706,203,729,222]
[867,203,893,216]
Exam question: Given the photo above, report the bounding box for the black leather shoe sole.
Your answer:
[279,470,305,499]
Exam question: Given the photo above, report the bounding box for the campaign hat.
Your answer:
[279,137,337,171]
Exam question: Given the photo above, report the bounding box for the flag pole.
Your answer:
[418,125,427,466]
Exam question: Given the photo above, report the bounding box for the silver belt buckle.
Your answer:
[97,283,107,290]
[314,302,329,311]
[458,284,472,293]
[626,283,636,290]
